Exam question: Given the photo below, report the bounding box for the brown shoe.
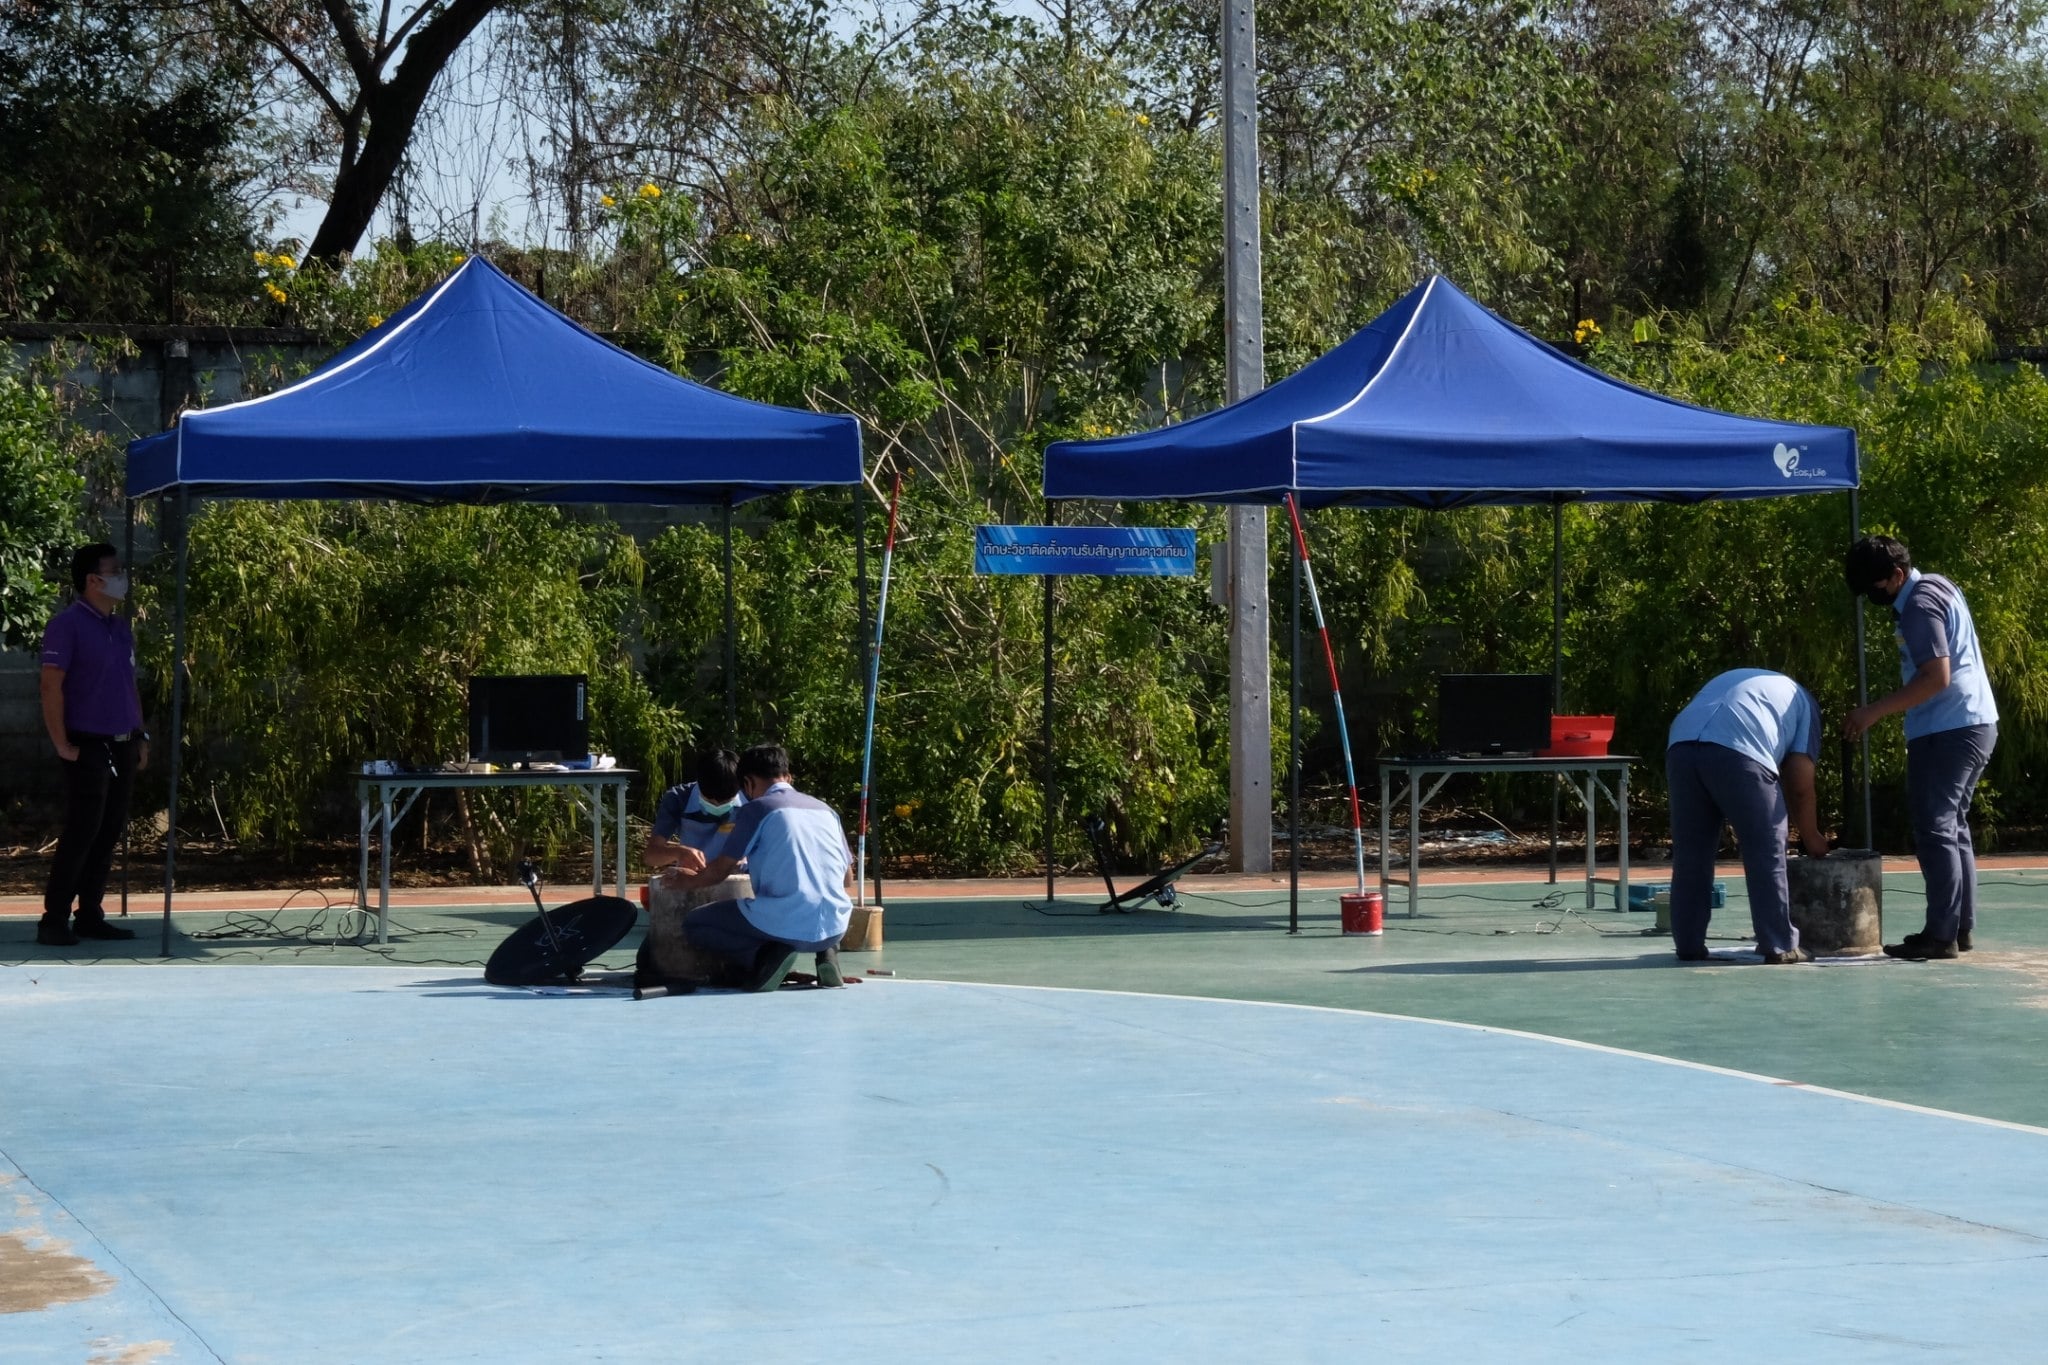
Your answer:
[1762,947,1812,964]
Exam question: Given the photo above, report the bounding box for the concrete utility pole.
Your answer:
[1222,0,1271,872]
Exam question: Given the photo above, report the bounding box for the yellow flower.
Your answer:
[1135,113,1150,126]
[638,182,661,199]
[600,194,616,207]
[1777,353,1787,364]
[739,232,752,242]
[368,314,385,327]
[892,803,913,819]
[263,281,288,304]
[274,254,296,270]
[1573,318,1602,344]
[252,249,270,266]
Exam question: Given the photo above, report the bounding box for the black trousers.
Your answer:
[44,733,138,921]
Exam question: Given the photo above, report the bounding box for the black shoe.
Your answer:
[746,943,800,993]
[1884,937,1958,960]
[1958,928,1974,952]
[74,918,136,941]
[36,916,79,947]
[815,949,845,988]
[1761,947,1812,965]
[1675,948,1710,962]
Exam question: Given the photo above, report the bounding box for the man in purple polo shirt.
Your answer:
[38,543,150,947]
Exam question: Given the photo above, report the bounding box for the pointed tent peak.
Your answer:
[1044,271,1856,507]
[126,252,861,505]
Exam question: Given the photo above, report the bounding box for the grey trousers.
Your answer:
[1907,723,1996,942]
[683,899,839,980]
[1666,741,1796,956]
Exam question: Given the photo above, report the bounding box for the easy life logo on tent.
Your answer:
[1772,442,1827,479]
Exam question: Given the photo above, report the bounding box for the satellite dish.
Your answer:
[485,895,639,986]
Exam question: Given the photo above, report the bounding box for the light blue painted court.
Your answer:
[6,946,2048,1362]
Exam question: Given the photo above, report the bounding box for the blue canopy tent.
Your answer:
[1044,275,1866,926]
[126,256,865,951]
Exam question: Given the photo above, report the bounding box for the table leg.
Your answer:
[1618,766,1631,914]
[1548,776,1560,884]
[1408,771,1422,918]
[1378,767,1390,901]
[590,783,603,900]
[358,788,370,913]
[614,779,627,898]
[1583,770,1597,910]
[378,785,393,945]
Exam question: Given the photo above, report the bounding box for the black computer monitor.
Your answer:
[468,675,588,765]
[1437,674,1551,755]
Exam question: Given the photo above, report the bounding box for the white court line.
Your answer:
[885,977,2048,1139]
[8,963,2046,1138]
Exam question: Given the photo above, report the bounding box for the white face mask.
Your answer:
[699,797,736,817]
[97,573,128,601]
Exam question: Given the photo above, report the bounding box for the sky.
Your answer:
[267,0,1011,255]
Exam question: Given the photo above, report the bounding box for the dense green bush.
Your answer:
[29,0,2048,871]
[156,501,689,872]
[0,370,90,651]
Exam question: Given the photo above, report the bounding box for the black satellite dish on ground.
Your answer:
[484,861,638,986]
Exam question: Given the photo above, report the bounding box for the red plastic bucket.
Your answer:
[1341,891,1384,936]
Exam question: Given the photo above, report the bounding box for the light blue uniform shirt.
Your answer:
[1667,669,1821,776]
[725,782,852,945]
[1892,570,1998,741]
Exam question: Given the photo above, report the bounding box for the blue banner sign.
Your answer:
[974,525,1198,576]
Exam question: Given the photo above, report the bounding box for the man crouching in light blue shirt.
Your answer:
[1667,669,1831,964]
[1842,535,1998,960]
[662,743,853,991]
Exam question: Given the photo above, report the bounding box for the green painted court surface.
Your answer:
[16,871,2044,1125]
[7,871,2048,1362]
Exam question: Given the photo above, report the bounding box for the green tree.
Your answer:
[162,500,687,871]
[0,5,258,320]
[0,371,88,650]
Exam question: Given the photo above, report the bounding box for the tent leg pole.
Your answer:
[1289,525,1301,934]
[161,490,190,958]
[722,502,736,746]
[856,483,870,907]
[1851,491,1872,846]
[1550,500,1562,884]
[121,498,133,918]
[1044,554,1055,904]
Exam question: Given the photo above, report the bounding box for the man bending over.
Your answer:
[1666,668,1831,964]
[663,744,852,991]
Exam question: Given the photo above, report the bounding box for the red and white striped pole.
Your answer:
[1283,494,1367,893]
[855,469,903,904]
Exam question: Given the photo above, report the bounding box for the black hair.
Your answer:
[736,743,792,783]
[696,749,741,803]
[70,543,118,593]
[1844,535,1911,593]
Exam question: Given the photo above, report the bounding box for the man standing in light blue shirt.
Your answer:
[664,744,853,991]
[1666,669,1830,964]
[1843,535,1998,960]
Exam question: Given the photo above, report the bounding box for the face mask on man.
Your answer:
[97,572,129,601]
[699,796,737,817]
